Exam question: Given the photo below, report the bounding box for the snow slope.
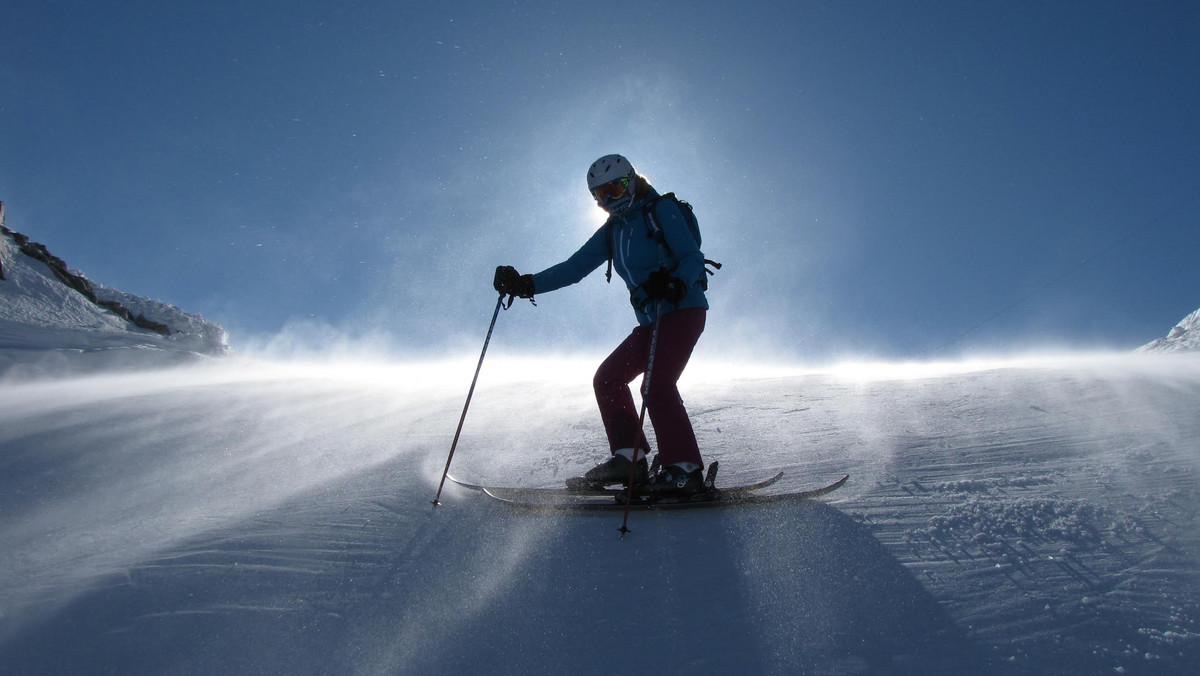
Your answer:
[1,223,228,379]
[1,352,1198,675]
[2,213,1199,673]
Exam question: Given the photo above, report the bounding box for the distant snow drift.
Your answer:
[1,352,1199,675]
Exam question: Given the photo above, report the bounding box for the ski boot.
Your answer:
[567,449,648,490]
[566,449,652,492]
[645,462,707,497]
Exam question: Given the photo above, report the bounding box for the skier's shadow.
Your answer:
[421,497,996,676]
[0,473,994,676]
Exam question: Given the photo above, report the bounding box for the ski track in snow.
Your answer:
[0,355,1198,675]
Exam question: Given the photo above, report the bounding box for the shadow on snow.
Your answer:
[1,454,991,676]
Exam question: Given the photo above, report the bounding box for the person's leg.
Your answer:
[644,308,706,467]
[592,325,652,455]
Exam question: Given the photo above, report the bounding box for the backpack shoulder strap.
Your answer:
[642,193,671,241]
[604,219,615,283]
[605,195,669,283]
[645,192,722,280]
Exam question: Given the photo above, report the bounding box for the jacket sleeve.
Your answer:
[530,224,610,294]
[655,198,706,288]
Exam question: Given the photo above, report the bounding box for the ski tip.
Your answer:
[445,475,487,492]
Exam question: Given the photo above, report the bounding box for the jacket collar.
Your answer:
[610,188,660,224]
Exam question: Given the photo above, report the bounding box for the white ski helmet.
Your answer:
[587,154,635,189]
[587,154,636,213]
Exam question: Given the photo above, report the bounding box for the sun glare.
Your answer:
[155,351,1177,409]
[583,200,608,230]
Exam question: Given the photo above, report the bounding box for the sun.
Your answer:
[584,198,608,229]
[569,195,608,238]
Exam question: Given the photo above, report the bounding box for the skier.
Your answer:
[493,154,710,495]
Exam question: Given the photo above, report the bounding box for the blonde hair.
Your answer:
[633,174,655,198]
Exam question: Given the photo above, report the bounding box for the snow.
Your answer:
[0,352,1198,675]
[1,225,228,379]
[1139,307,1200,354]
[3,222,1200,673]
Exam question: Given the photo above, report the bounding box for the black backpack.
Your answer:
[605,192,721,286]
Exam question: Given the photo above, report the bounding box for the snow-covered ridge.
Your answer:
[1,205,228,377]
[1140,307,1200,353]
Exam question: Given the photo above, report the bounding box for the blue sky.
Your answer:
[2,1,1198,361]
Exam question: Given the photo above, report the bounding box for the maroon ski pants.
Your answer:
[593,307,706,467]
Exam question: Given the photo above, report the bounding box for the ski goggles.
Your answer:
[590,175,631,204]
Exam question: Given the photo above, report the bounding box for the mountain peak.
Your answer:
[1138,307,1200,353]
[1,202,229,377]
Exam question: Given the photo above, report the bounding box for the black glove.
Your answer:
[493,265,535,299]
[642,269,687,304]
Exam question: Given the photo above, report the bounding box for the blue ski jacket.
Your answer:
[531,188,709,326]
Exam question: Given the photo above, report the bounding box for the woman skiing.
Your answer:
[493,154,710,495]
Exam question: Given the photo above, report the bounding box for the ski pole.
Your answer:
[619,302,662,535]
[432,294,505,506]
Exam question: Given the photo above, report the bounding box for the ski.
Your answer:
[448,464,782,500]
[455,473,849,512]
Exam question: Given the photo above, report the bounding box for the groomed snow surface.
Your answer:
[1,352,1198,675]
